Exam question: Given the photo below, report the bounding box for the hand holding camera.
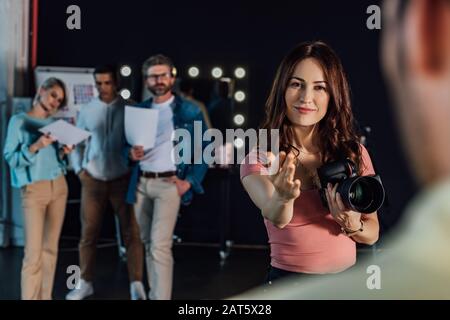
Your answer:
[317,159,385,214]
[268,151,302,202]
[325,182,363,232]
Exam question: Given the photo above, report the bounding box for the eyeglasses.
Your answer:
[146,72,171,81]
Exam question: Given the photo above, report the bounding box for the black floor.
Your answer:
[0,240,270,300]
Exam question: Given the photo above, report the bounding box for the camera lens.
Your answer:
[339,176,385,213]
[318,160,385,213]
[349,180,374,211]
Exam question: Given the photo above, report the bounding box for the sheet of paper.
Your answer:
[38,119,91,146]
[125,106,159,149]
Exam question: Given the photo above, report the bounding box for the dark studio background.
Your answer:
[36,0,417,247]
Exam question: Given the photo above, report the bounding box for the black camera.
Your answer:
[317,159,385,213]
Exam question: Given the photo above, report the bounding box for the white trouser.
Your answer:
[134,177,181,300]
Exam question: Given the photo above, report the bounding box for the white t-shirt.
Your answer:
[139,96,177,173]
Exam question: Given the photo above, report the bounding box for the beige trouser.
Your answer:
[134,177,181,300]
[78,171,143,282]
[20,175,68,300]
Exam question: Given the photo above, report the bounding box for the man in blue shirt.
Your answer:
[128,54,208,300]
[66,65,145,300]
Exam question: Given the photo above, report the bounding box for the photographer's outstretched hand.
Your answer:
[382,0,450,185]
[268,151,301,202]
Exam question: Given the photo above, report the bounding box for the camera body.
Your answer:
[317,159,385,213]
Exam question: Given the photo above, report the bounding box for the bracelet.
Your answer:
[341,219,364,236]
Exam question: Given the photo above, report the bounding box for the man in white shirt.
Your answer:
[67,65,145,300]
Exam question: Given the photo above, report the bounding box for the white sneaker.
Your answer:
[130,281,147,300]
[65,279,94,300]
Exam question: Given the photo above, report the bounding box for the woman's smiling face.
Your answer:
[285,57,330,127]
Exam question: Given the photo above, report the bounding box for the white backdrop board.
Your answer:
[34,66,97,124]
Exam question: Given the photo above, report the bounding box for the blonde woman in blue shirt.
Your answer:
[3,77,73,300]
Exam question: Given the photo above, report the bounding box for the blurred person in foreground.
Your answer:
[234,0,450,299]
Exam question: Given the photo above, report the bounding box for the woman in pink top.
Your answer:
[241,41,380,283]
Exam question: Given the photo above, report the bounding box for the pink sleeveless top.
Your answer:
[240,145,375,273]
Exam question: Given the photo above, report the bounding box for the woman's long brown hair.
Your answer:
[260,41,363,173]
